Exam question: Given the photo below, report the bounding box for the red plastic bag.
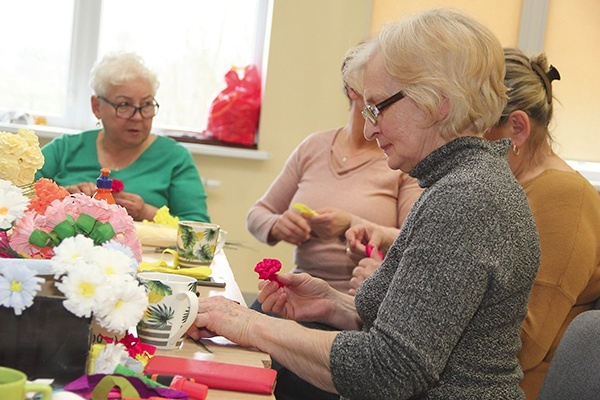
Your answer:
[206,65,261,146]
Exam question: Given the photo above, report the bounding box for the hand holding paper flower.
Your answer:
[254,258,284,287]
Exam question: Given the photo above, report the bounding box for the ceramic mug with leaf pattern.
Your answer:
[177,221,221,267]
[136,272,199,350]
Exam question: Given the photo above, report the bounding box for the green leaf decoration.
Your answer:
[145,303,174,329]
[180,225,197,248]
[195,244,214,262]
[179,248,196,259]
[203,227,219,242]
[187,282,197,292]
[147,280,173,297]
[137,320,149,330]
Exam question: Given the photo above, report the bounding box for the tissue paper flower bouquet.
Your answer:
[0,128,150,383]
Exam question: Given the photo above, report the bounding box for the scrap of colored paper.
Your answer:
[292,203,318,217]
[366,244,384,259]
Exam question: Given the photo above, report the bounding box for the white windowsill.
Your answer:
[566,160,600,191]
[0,122,270,161]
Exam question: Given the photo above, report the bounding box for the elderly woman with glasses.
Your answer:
[188,9,540,399]
[36,52,209,222]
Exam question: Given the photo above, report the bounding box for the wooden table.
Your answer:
[143,247,275,400]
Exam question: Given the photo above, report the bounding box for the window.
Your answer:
[0,0,267,135]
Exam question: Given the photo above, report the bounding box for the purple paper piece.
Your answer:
[64,373,189,399]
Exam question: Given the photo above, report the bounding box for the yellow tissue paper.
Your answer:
[138,249,212,279]
[292,202,318,217]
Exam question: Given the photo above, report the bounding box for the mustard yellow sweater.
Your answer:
[518,169,600,399]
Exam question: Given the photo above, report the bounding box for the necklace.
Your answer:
[335,132,373,163]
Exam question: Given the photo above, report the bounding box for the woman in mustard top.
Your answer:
[484,47,600,399]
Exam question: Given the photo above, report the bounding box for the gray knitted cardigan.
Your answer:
[331,137,540,400]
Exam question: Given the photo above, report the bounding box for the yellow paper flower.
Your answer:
[0,128,44,186]
[150,205,179,227]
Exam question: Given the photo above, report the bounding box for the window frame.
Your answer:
[2,0,271,160]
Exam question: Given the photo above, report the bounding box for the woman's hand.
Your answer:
[308,207,352,239]
[346,223,397,258]
[113,191,157,221]
[269,210,311,245]
[65,182,96,196]
[349,253,382,296]
[187,296,259,348]
[258,273,335,321]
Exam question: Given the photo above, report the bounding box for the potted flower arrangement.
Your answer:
[0,129,148,384]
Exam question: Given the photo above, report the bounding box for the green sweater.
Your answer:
[36,130,210,222]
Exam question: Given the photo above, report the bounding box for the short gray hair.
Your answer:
[89,52,159,97]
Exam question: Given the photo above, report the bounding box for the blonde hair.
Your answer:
[345,8,508,140]
[89,52,160,97]
[500,47,559,163]
[501,48,556,129]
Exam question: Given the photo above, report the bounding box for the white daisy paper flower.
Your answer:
[92,246,134,279]
[0,179,29,230]
[56,266,106,318]
[50,235,97,276]
[0,265,44,315]
[95,277,148,333]
[102,240,139,275]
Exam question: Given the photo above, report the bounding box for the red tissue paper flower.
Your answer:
[102,333,155,360]
[112,179,125,193]
[254,258,284,287]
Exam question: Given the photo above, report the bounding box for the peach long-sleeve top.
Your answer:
[247,128,422,292]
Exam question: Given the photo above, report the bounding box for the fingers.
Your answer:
[66,182,96,196]
[272,212,311,245]
[366,244,384,261]
[257,280,281,304]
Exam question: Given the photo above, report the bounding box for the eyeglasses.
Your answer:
[361,90,405,125]
[98,96,160,119]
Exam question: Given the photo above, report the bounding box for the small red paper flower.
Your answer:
[254,258,284,287]
[103,333,156,359]
[112,179,125,193]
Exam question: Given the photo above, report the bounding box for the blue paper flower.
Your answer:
[0,265,44,315]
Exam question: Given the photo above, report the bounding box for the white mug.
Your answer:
[136,272,199,350]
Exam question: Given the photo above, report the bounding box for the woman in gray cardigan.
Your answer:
[187,8,540,400]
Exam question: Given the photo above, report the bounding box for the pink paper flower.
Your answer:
[9,193,142,261]
[254,258,284,287]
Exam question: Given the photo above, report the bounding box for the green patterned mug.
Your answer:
[176,221,221,266]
